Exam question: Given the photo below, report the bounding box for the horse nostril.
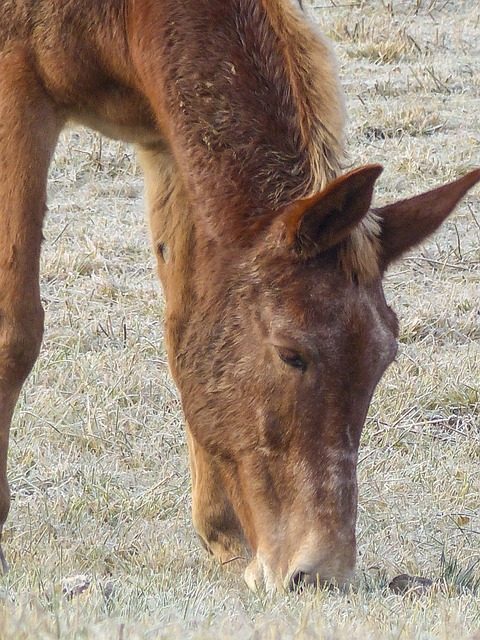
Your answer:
[289,570,308,592]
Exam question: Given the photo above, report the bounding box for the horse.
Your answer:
[0,0,478,592]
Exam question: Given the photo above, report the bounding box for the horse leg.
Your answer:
[138,145,247,562]
[137,143,195,349]
[186,425,247,563]
[0,48,62,569]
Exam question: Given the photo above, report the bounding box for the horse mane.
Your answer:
[338,214,382,283]
[262,0,381,283]
[157,0,379,282]
[260,0,345,197]
[157,1,341,210]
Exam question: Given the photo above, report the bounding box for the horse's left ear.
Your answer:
[377,169,480,269]
[281,164,383,257]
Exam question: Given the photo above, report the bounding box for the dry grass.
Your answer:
[1,1,479,638]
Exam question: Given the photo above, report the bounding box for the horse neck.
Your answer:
[132,0,345,237]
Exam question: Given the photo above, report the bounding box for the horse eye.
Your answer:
[277,347,307,373]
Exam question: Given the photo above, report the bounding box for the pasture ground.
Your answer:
[1,1,479,638]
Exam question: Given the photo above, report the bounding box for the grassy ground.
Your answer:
[1,1,479,638]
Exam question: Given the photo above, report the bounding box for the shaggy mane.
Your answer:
[158,0,379,281]
[338,213,382,284]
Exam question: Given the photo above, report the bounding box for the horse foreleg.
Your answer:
[0,48,62,569]
[138,145,247,563]
[186,425,247,564]
[138,143,196,356]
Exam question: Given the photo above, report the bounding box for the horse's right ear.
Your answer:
[377,169,480,268]
[279,164,383,258]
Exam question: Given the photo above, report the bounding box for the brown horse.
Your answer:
[0,0,478,591]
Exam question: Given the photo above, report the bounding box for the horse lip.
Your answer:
[245,550,354,593]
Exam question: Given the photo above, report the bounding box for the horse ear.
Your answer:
[377,169,480,268]
[282,165,383,257]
